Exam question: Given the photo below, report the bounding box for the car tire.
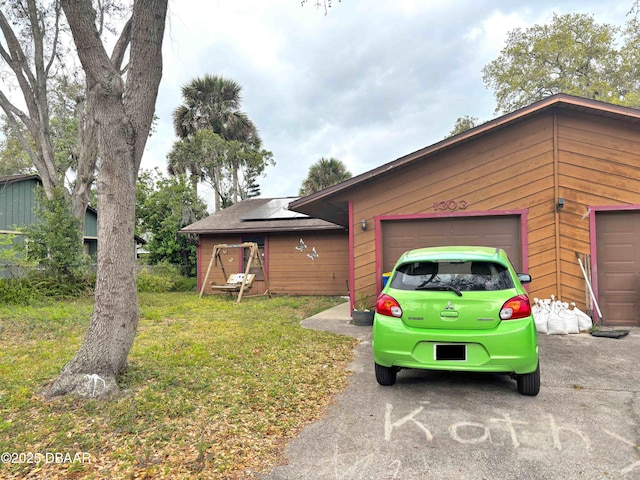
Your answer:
[375,362,397,386]
[517,362,540,396]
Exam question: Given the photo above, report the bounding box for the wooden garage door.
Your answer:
[381,216,522,272]
[595,211,640,327]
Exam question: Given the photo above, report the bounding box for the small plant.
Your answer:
[355,292,372,311]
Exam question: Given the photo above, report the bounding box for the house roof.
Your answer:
[0,173,100,216]
[180,197,346,235]
[0,173,40,185]
[289,93,640,226]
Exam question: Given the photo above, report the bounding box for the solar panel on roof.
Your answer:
[240,199,308,221]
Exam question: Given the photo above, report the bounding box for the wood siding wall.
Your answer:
[340,109,640,312]
[198,231,349,297]
[556,111,640,307]
[0,178,98,236]
[0,178,39,231]
[267,232,349,295]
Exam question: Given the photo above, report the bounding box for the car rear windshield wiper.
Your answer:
[415,285,463,296]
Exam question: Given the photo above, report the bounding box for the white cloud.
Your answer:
[142,0,633,204]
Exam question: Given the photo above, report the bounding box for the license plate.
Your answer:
[435,344,466,361]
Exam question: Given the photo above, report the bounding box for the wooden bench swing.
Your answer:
[199,242,270,303]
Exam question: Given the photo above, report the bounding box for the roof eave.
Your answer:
[180,224,347,235]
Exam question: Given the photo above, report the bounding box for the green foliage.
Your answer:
[0,232,33,278]
[167,129,274,208]
[0,116,34,175]
[136,264,196,293]
[0,274,94,305]
[446,115,480,138]
[619,16,640,107]
[49,77,85,176]
[136,170,208,277]
[0,277,38,304]
[23,187,90,285]
[136,268,175,293]
[169,74,275,209]
[0,210,93,306]
[482,13,639,114]
[299,157,352,196]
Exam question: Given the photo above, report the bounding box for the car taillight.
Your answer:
[376,294,403,318]
[500,295,532,320]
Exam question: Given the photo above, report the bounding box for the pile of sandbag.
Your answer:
[532,296,593,334]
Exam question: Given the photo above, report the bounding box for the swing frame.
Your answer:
[199,242,270,303]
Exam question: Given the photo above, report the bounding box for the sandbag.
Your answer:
[558,303,579,334]
[532,298,549,334]
[571,303,593,332]
[547,310,568,335]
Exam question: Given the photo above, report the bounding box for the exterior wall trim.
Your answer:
[348,200,355,310]
[374,209,529,294]
[197,236,202,292]
[588,204,640,321]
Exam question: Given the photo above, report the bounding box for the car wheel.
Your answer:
[517,362,540,396]
[375,362,397,386]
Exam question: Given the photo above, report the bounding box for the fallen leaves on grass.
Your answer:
[0,294,357,479]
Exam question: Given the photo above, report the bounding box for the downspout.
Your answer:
[553,110,563,298]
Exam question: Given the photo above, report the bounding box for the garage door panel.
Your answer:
[598,243,635,265]
[596,211,640,326]
[601,272,639,293]
[600,298,637,327]
[382,216,521,272]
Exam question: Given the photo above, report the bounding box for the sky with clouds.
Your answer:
[142,0,634,205]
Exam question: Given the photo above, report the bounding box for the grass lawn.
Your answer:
[0,293,357,479]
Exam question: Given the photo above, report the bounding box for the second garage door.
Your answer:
[381,215,522,272]
[595,210,640,327]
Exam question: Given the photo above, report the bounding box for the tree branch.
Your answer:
[110,16,131,73]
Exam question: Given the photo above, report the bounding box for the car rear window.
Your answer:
[389,260,514,291]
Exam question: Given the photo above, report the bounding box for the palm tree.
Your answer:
[172,74,258,142]
[299,157,352,196]
[170,74,263,204]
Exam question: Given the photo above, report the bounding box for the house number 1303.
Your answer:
[434,200,468,211]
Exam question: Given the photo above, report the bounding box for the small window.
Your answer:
[390,261,513,291]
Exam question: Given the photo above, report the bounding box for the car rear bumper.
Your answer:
[372,314,538,375]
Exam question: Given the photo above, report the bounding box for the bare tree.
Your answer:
[0,1,98,228]
[44,0,168,399]
[0,2,60,198]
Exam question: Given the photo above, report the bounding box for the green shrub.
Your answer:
[136,263,196,293]
[24,187,90,285]
[136,268,175,292]
[0,274,93,305]
[0,277,38,304]
[170,275,197,292]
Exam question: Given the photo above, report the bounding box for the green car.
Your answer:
[373,246,540,396]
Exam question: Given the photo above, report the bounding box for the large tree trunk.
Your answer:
[45,0,167,399]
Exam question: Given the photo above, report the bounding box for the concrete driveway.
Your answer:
[263,302,640,480]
